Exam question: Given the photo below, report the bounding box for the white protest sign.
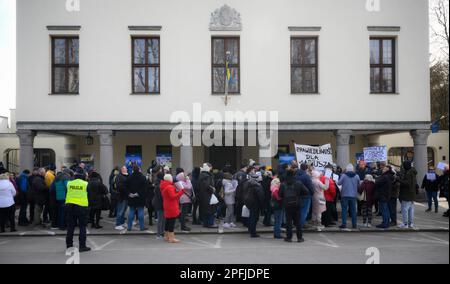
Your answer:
[363,146,387,163]
[437,162,448,171]
[294,144,333,171]
[332,174,340,183]
[426,173,437,181]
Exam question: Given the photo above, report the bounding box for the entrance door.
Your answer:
[208,146,239,171]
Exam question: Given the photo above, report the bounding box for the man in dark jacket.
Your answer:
[233,162,249,223]
[152,171,165,238]
[421,166,440,213]
[108,167,119,218]
[87,172,108,229]
[125,165,147,231]
[31,168,48,228]
[295,163,314,228]
[243,177,265,238]
[261,170,273,226]
[198,164,217,228]
[374,166,393,229]
[279,169,308,243]
[114,166,129,230]
[398,161,418,228]
[190,167,201,225]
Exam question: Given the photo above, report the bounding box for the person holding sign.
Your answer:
[421,166,440,213]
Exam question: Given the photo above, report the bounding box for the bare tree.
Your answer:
[430,0,449,129]
[431,0,449,61]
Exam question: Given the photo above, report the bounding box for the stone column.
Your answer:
[258,130,275,168]
[335,130,353,168]
[410,130,431,189]
[180,144,194,174]
[17,130,36,172]
[97,130,114,184]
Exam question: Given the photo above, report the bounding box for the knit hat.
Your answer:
[200,163,211,172]
[164,174,173,182]
[364,174,375,183]
[176,172,185,182]
[346,164,354,173]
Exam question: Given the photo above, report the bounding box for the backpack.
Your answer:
[284,183,299,209]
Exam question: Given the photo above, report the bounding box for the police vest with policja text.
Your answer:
[65,179,89,207]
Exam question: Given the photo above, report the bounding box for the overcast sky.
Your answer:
[0,0,448,119]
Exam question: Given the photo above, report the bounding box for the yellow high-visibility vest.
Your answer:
[65,179,89,207]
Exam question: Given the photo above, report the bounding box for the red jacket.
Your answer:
[160,180,184,219]
[321,176,336,202]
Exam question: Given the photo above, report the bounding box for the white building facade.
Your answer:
[16,0,431,183]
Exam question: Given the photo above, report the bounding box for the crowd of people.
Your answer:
[0,158,449,250]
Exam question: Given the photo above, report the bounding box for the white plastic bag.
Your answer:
[210,194,219,205]
[242,205,250,218]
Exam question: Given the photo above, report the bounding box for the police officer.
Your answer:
[65,168,91,252]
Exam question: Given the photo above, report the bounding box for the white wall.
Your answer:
[17,0,430,123]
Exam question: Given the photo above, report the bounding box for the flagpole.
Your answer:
[224,51,231,106]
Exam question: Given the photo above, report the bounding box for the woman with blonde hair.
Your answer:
[311,170,329,230]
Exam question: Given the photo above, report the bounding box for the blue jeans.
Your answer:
[341,197,357,227]
[273,209,283,238]
[401,201,415,225]
[57,200,66,229]
[157,210,165,236]
[426,191,439,211]
[379,201,390,227]
[300,196,311,228]
[116,200,128,226]
[248,209,259,236]
[203,214,216,227]
[388,198,398,224]
[127,207,145,230]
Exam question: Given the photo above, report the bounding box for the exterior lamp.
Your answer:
[85,132,94,146]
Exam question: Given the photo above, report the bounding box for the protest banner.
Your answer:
[363,146,387,163]
[294,143,333,171]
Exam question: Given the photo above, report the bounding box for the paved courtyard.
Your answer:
[0,200,448,264]
[0,232,448,264]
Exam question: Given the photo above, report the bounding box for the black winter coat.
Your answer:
[30,175,48,206]
[234,170,248,205]
[243,179,265,212]
[88,178,108,210]
[145,178,155,209]
[421,174,440,192]
[198,171,216,215]
[115,173,128,202]
[152,179,163,211]
[279,177,309,208]
[126,172,147,208]
[375,172,393,203]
